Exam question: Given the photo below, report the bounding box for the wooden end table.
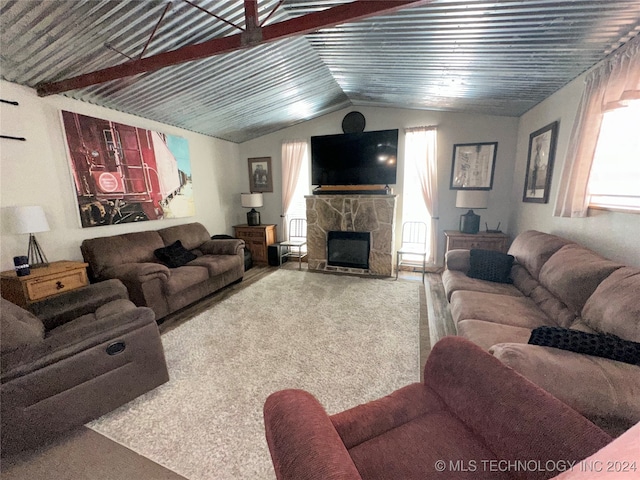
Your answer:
[233,224,277,265]
[444,230,510,254]
[1,260,89,308]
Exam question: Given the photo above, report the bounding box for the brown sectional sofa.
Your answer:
[81,222,245,320]
[443,230,640,433]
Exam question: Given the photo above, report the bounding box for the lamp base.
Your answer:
[459,210,480,234]
[27,233,49,268]
[247,209,261,226]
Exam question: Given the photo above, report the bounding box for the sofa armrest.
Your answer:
[29,279,129,330]
[1,305,156,382]
[445,249,470,273]
[264,389,363,480]
[101,262,170,283]
[426,337,612,465]
[199,238,245,256]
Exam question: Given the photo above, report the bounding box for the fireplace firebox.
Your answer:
[327,231,370,269]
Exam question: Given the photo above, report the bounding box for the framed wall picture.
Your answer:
[450,142,497,190]
[523,121,558,203]
[248,157,273,193]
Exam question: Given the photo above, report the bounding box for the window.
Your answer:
[588,100,640,212]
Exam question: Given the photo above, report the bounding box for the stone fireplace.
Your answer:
[305,194,397,276]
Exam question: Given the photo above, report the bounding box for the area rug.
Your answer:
[88,270,421,480]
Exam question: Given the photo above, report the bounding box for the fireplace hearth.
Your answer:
[327,231,370,269]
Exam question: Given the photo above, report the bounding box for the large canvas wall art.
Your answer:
[61,111,194,228]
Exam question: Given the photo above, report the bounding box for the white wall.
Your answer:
[510,72,640,267]
[239,106,519,264]
[0,80,244,271]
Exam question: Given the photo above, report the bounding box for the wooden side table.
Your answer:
[444,230,509,254]
[233,224,277,265]
[1,261,89,308]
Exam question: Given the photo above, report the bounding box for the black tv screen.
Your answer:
[311,129,398,186]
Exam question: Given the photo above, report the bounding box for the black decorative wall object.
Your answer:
[342,111,366,133]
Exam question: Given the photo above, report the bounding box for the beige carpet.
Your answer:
[88,269,421,480]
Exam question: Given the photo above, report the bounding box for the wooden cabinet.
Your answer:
[444,230,509,254]
[233,224,277,265]
[1,261,89,308]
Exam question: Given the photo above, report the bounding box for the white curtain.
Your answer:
[281,139,307,238]
[554,35,640,218]
[405,126,438,264]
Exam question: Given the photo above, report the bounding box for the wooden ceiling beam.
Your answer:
[36,0,431,96]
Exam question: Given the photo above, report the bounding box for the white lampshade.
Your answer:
[455,191,489,210]
[241,193,263,208]
[10,205,50,234]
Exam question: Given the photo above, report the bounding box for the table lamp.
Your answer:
[241,193,263,226]
[455,191,488,234]
[11,205,50,267]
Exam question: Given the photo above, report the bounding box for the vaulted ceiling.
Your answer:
[2,0,639,143]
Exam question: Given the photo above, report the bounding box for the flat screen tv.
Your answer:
[311,129,398,186]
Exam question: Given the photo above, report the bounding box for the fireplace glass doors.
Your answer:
[327,231,370,269]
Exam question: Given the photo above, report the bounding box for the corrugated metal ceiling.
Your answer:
[1,0,639,143]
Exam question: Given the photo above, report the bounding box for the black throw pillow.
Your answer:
[154,240,197,268]
[528,326,640,366]
[467,249,514,283]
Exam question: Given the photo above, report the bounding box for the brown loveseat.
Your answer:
[81,222,245,320]
[443,230,640,434]
[1,279,168,454]
[264,336,613,480]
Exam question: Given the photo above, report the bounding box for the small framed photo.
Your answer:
[248,157,273,193]
[523,121,558,203]
[450,142,498,190]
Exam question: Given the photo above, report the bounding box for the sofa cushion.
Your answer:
[528,326,640,366]
[442,270,522,301]
[154,240,198,268]
[81,231,165,278]
[490,343,640,427]
[528,284,578,329]
[163,265,209,296]
[581,267,640,342]
[348,411,504,480]
[538,244,623,316]
[449,291,552,329]
[509,264,540,297]
[0,299,45,353]
[188,254,243,276]
[457,319,533,351]
[158,222,210,251]
[467,249,514,284]
[507,230,574,279]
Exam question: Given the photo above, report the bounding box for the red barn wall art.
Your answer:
[61,111,194,228]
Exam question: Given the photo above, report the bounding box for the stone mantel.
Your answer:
[305,194,397,276]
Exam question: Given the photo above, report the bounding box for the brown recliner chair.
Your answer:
[1,279,169,455]
[264,336,614,480]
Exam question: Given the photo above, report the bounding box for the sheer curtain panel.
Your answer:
[281,140,308,238]
[554,35,640,218]
[404,126,438,264]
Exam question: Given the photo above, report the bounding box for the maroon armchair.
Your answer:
[264,337,613,480]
